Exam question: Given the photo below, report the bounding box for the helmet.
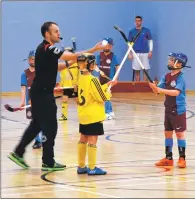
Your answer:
[168,52,190,70]
[175,52,188,66]
[77,53,96,71]
[103,37,114,45]
[169,52,188,66]
[28,50,35,58]
[23,50,35,61]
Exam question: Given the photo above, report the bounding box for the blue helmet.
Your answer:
[103,37,114,45]
[168,52,188,66]
[23,50,35,61]
[28,50,36,58]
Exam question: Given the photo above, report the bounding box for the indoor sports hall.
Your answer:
[1,1,195,198]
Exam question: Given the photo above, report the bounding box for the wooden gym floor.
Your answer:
[1,93,195,198]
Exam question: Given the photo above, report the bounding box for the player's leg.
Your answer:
[109,101,115,119]
[26,107,42,149]
[61,95,68,120]
[155,113,174,166]
[40,94,66,171]
[77,132,88,174]
[174,112,187,168]
[33,132,42,149]
[155,131,174,166]
[73,88,79,114]
[59,90,69,121]
[87,122,107,175]
[176,131,186,168]
[135,70,141,81]
[141,53,150,82]
[132,53,141,82]
[105,101,112,120]
[8,119,41,169]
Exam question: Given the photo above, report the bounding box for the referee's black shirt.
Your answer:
[32,40,64,92]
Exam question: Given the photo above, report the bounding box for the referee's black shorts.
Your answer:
[63,88,78,98]
[79,122,104,136]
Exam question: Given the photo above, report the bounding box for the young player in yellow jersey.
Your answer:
[76,53,116,175]
[58,47,79,121]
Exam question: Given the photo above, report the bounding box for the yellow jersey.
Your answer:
[78,74,111,124]
[59,63,79,87]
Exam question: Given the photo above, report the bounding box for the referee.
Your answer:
[8,21,107,171]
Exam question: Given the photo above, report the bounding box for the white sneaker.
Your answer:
[109,112,115,119]
[106,114,112,120]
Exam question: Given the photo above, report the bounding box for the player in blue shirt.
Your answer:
[149,52,189,168]
[128,16,153,82]
[93,37,119,120]
[21,51,42,149]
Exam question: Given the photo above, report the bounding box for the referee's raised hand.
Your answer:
[92,41,110,51]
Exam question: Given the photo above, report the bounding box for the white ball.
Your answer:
[102,40,108,46]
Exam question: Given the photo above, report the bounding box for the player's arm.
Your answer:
[149,74,184,96]
[46,43,107,71]
[147,29,153,58]
[149,74,165,94]
[156,88,180,96]
[128,30,133,60]
[59,42,107,61]
[58,60,76,71]
[90,77,111,102]
[20,72,27,107]
[21,86,26,107]
[59,70,64,87]
[113,54,120,81]
[157,74,185,96]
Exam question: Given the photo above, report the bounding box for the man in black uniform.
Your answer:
[8,21,107,171]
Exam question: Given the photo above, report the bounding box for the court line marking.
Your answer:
[106,179,195,189]
[2,184,120,198]
[2,184,58,191]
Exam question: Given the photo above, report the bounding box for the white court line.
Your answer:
[107,179,195,188]
[134,135,195,143]
[2,168,195,197]
[3,156,195,171]
[88,176,165,185]
[2,185,56,191]
[2,184,120,198]
[56,184,120,198]
[2,189,70,197]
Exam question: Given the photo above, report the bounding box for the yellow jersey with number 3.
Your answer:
[78,74,111,124]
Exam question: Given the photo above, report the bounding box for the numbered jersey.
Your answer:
[78,74,111,124]
[59,63,79,87]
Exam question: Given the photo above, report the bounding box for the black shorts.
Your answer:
[63,88,78,98]
[164,111,186,132]
[79,122,104,136]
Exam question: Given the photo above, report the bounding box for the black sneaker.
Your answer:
[8,152,29,169]
[32,141,42,149]
[41,162,66,171]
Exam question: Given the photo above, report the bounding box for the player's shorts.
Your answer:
[63,88,78,98]
[79,122,104,136]
[164,111,186,132]
[132,53,150,70]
